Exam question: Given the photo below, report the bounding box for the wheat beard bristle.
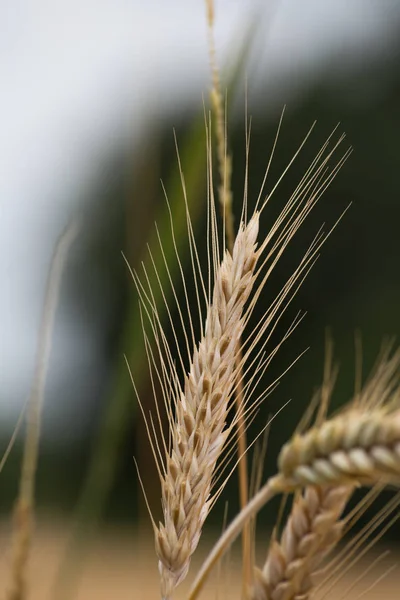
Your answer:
[278,409,400,488]
[155,213,260,599]
[250,485,352,600]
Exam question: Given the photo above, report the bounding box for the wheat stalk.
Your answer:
[127,101,348,598]
[155,213,261,598]
[132,124,348,598]
[250,485,353,600]
[205,2,252,591]
[7,222,78,600]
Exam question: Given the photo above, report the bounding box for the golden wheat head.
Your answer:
[279,350,400,489]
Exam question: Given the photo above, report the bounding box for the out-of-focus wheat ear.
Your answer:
[250,485,353,600]
[278,349,400,489]
[205,0,234,248]
[7,221,78,600]
[248,336,349,600]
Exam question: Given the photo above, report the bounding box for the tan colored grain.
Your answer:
[250,485,353,600]
[155,125,349,597]
[278,350,400,489]
[278,408,400,488]
[156,213,261,599]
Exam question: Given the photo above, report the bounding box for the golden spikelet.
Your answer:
[250,485,353,600]
[156,214,261,598]
[278,351,400,489]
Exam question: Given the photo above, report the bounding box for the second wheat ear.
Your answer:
[250,485,353,600]
[279,409,400,487]
[279,350,400,488]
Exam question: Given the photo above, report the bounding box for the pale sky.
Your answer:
[1,0,399,434]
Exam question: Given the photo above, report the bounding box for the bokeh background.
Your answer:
[1,0,400,598]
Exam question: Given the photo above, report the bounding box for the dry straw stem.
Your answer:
[132,122,348,599]
[7,221,79,600]
[205,0,234,246]
[278,349,400,489]
[250,485,353,600]
[205,0,251,589]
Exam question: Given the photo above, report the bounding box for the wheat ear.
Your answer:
[250,485,353,600]
[131,123,347,598]
[279,347,400,488]
[155,213,260,598]
[278,408,400,488]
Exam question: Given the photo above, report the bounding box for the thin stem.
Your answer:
[205,1,251,593]
[7,221,79,600]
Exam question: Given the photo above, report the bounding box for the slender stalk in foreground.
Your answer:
[7,222,79,600]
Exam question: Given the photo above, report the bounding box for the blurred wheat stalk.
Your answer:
[6,222,79,600]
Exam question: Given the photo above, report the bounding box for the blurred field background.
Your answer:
[1,0,400,598]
